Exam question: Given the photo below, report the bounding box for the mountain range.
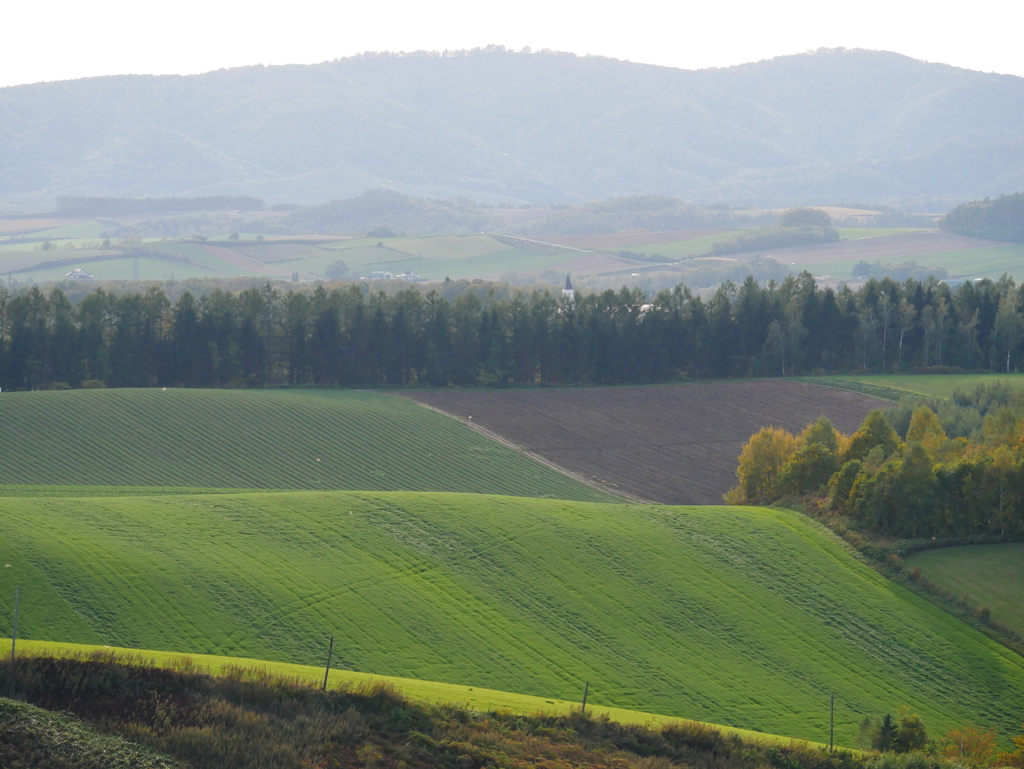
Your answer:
[2,46,1022,207]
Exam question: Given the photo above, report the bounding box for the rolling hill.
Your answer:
[0,388,607,500]
[2,48,1022,206]
[3,489,1022,744]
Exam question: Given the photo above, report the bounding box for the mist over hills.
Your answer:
[2,47,1022,208]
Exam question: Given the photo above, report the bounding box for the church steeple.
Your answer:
[562,274,574,300]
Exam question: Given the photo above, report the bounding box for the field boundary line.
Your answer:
[402,396,655,504]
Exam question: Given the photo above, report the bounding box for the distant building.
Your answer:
[398,271,427,283]
[562,274,575,300]
[65,268,94,280]
[368,271,394,280]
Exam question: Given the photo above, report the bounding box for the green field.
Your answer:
[0,389,606,499]
[824,373,1024,399]
[2,489,1022,744]
[0,231,568,282]
[286,237,570,280]
[798,243,1024,283]
[836,228,929,240]
[907,544,1024,637]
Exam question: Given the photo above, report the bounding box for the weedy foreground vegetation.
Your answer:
[4,490,1024,742]
[0,653,872,769]
[5,654,1024,769]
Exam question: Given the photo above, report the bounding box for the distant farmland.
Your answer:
[4,489,1023,743]
[0,389,607,501]
[408,381,885,504]
[907,543,1024,637]
[824,373,1024,399]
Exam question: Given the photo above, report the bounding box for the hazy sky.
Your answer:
[3,0,1022,88]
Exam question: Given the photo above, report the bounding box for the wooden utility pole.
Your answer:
[581,681,589,715]
[322,636,334,691]
[11,587,20,664]
[829,693,834,752]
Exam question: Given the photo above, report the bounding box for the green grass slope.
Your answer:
[2,490,1022,744]
[908,544,1024,636]
[822,373,1024,399]
[0,389,606,500]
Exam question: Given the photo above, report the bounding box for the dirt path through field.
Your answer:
[407,381,886,505]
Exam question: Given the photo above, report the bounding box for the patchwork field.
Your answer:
[0,389,606,500]
[5,222,1011,285]
[824,373,1024,399]
[408,381,885,504]
[907,544,1024,637]
[2,490,1022,744]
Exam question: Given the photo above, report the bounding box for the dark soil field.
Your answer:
[538,230,729,249]
[407,381,885,504]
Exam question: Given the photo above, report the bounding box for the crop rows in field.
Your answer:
[907,544,1024,636]
[2,490,1022,744]
[0,389,607,500]
[408,381,884,504]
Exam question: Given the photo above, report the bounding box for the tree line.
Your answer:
[942,193,1024,243]
[729,383,1024,539]
[1,271,1024,391]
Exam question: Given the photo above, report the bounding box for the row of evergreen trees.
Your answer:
[0,272,1023,390]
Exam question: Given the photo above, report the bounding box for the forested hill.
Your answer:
[2,47,1023,207]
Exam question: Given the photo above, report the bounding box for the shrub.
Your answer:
[780,208,833,228]
[326,260,349,279]
[731,426,798,503]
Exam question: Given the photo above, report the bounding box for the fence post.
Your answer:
[322,636,334,691]
[830,693,834,752]
[10,587,19,665]
[581,681,589,715]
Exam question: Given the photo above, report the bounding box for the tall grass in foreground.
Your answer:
[0,651,866,769]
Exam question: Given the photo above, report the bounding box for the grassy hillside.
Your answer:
[0,389,607,500]
[907,544,1024,636]
[2,489,1022,744]
[823,373,1024,399]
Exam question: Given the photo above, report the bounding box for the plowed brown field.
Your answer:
[538,230,729,249]
[406,381,885,504]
